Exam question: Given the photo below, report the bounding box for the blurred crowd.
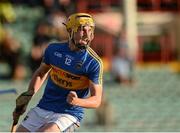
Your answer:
[112,32,134,85]
[0,0,134,85]
[0,0,76,80]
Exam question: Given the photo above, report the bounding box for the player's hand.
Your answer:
[67,91,78,106]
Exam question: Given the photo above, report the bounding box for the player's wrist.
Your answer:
[74,98,81,107]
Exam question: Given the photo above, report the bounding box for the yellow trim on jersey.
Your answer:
[87,47,103,85]
[50,65,89,90]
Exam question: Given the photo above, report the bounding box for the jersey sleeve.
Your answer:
[42,44,51,65]
[88,60,103,85]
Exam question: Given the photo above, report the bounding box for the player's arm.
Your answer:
[13,63,51,120]
[67,80,103,108]
[27,63,51,95]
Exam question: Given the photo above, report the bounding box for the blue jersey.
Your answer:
[37,42,103,122]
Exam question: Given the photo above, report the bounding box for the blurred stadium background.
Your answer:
[0,0,180,132]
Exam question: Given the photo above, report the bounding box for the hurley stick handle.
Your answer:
[11,117,20,133]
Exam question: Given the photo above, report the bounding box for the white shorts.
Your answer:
[21,107,80,132]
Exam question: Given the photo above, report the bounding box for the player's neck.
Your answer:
[69,41,80,51]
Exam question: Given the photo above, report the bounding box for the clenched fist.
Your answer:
[66,91,78,106]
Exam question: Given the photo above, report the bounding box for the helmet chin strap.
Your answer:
[76,43,87,49]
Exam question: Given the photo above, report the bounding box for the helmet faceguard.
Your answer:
[63,13,95,49]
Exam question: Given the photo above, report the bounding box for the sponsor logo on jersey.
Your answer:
[53,67,80,80]
[51,74,72,87]
[50,65,89,90]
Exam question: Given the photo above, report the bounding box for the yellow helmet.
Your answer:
[64,13,95,33]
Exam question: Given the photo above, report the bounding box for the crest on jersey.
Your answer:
[75,61,83,69]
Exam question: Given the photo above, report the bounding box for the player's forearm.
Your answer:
[76,96,101,108]
[27,69,48,95]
